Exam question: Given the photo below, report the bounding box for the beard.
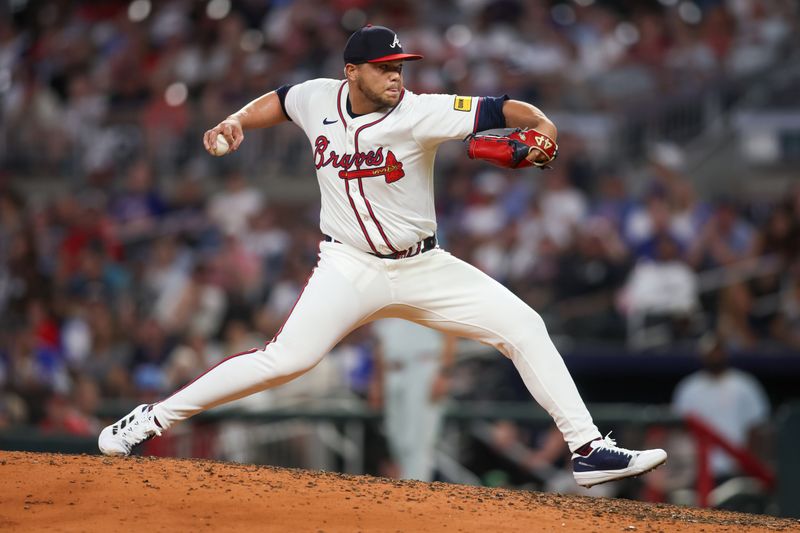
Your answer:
[356,77,399,109]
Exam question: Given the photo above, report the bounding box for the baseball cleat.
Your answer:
[98,404,163,457]
[572,433,667,488]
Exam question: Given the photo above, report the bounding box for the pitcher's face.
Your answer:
[350,60,404,108]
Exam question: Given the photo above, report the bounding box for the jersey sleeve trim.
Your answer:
[472,97,483,134]
[276,84,293,121]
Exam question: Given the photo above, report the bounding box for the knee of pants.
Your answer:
[254,338,325,377]
[493,308,550,358]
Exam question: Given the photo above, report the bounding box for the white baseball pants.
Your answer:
[153,241,601,452]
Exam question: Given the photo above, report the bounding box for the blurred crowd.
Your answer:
[1,0,799,438]
[2,0,798,178]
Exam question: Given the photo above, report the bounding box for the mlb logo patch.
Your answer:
[453,96,472,112]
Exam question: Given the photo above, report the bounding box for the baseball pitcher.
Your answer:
[99,25,666,488]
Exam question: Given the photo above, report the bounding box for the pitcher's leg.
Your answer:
[153,251,388,429]
[397,250,601,452]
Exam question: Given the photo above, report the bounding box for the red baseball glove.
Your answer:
[465,128,558,169]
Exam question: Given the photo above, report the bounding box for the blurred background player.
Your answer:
[672,334,771,486]
[369,320,456,481]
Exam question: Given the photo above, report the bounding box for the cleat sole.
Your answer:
[576,458,667,488]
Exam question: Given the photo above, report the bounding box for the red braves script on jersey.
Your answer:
[283,78,483,256]
[313,136,405,183]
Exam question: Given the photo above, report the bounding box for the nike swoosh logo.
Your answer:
[323,118,338,125]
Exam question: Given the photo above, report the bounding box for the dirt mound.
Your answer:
[1,451,797,532]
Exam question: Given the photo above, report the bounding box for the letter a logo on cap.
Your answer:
[390,34,401,48]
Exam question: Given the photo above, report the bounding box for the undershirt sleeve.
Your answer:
[276,84,294,121]
[475,94,509,132]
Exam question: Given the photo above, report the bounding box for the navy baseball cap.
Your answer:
[343,25,423,64]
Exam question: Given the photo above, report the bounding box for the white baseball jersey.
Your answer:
[283,79,482,255]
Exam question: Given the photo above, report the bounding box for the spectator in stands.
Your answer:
[6,324,69,423]
[3,67,68,175]
[39,376,101,436]
[538,167,587,250]
[461,171,509,240]
[590,173,635,232]
[665,17,719,84]
[672,334,771,484]
[62,72,109,176]
[515,197,547,268]
[555,221,630,340]
[207,234,264,302]
[129,319,174,399]
[743,206,791,341]
[79,300,133,399]
[1,223,50,324]
[162,262,227,339]
[667,179,711,248]
[142,76,191,165]
[58,195,121,278]
[716,283,763,351]
[472,224,519,285]
[109,159,167,248]
[143,235,193,330]
[725,0,793,76]
[701,5,736,62]
[571,5,627,82]
[242,206,291,284]
[164,332,211,391]
[754,205,798,265]
[211,319,261,368]
[629,11,670,68]
[208,170,264,238]
[0,392,28,429]
[773,262,800,350]
[162,174,216,248]
[65,246,131,307]
[0,189,26,251]
[624,187,683,257]
[621,233,700,347]
[687,200,756,270]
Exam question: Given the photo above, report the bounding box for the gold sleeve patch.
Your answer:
[453,96,472,112]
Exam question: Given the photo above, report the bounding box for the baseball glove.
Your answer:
[465,128,558,169]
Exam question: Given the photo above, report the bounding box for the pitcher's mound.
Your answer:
[1,451,797,532]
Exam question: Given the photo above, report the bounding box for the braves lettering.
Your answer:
[314,135,405,183]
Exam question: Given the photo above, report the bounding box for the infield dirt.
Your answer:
[1,451,798,532]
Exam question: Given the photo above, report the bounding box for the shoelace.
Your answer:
[120,412,162,451]
[598,432,635,457]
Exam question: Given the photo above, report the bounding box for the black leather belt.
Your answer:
[323,234,437,259]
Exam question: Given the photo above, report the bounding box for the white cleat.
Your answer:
[98,404,163,457]
[572,434,667,488]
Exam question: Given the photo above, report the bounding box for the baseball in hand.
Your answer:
[212,134,230,156]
